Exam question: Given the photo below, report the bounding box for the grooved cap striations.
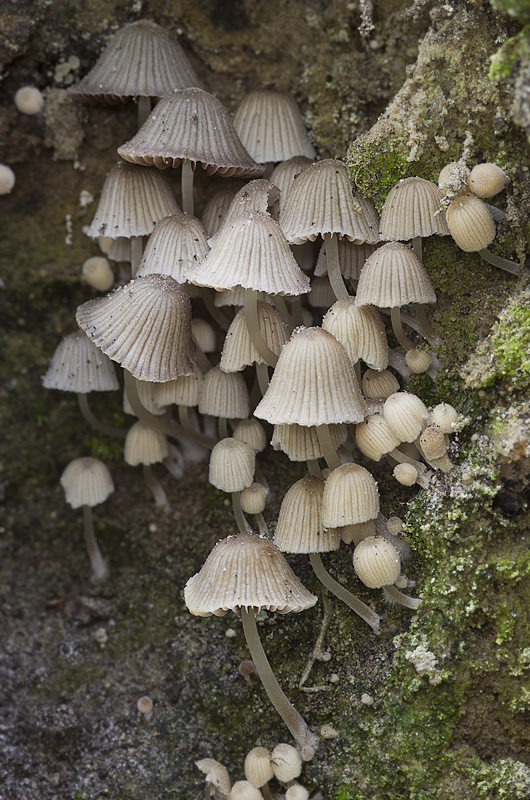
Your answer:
[124,421,169,465]
[87,162,179,239]
[321,463,379,528]
[136,212,209,283]
[356,241,436,308]
[220,302,289,372]
[118,87,263,176]
[184,532,317,616]
[76,275,196,382]
[153,364,203,408]
[202,180,247,237]
[353,535,401,588]
[233,90,316,163]
[361,369,400,399]
[280,159,380,245]
[60,457,114,508]
[244,747,274,788]
[322,298,388,370]
[383,391,429,442]
[355,414,401,461]
[270,156,313,213]
[446,194,496,252]
[271,422,347,462]
[233,418,267,453]
[43,331,119,393]
[240,482,268,515]
[69,20,204,102]
[198,366,250,419]
[188,210,310,295]
[209,437,256,493]
[274,476,341,554]
[254,327,367,426]
[214,179,280,237]
[315,239,378,280]
[380,177,449,241]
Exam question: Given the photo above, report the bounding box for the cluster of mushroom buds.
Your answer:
[197,742,312,800]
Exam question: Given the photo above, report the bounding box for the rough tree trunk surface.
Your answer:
[0,1,529,799]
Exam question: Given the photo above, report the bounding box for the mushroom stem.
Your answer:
[123,370,185,440]
[198,287,231,331]
[412,236,422,261]
[244,289,279,367]
[308,552,381,633]
[178,405,216,449]
[77,393,126,439]
[307,459,322,478]
[137,96,152,127]
[384,584,422,609]
[325,234,349,300]
[479,248,522,277]
[316,425,342,470]
[219,417,229,440]
[256,362,270,397]
[143,464,169,510]
[271,295,294,333]
[130,236,143,278]
[232,492,250,534]
[240,608,319,760]
[414,304,440,346]
[255,512,269,537]
[82,505,109,581]
[181,158,194,216]
[289,297,304,328]
[390,307,415,351]
[191,336,213,372]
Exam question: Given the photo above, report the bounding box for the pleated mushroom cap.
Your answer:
[118,87,263,177]
[136,212,209,282]
[446,194,496,252]
[215,179,280,235]
[271,422,347,462]
[380,177,449,241]
[60,457,114,508]
[240,482,268,515]
[322,298,388,370]
[69,20,204,103]
[184,532,317,616]
[254,327,367,426]
[321,463,379,528]
[353,535,401,588]
[270,156,313,213]
[107,237,131,263]
[383,391,429,442]
[76,274,196,382]
[275,476,341,554]
[220,302,289,372]
[188,210,310,296]
[233,90,316,163]
[153,364,203,407]
[124,421,169,465]
[355,414,401,461]
[233,418,267,453]
[279,160,380,245]
[209,437,255,493]
[198,366,250,419]
[202,180,247,236]
[87,162,179,239]
[418,425,447,461]
[356,241,436,308]
[43,331,119,393]
[361,369,400,399]
[315,239,378,280]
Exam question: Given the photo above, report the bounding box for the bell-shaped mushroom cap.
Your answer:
[87,162,179,239]
[209,437,256,493]
[380,177,449,241]
[355,414,401,461]
[184,531,317,616]
[69,20,204,103]
[188,210,310,296]
[196,758,232,800]
[233,89,316,164]
[43,331,119,393]
[255,327,367,426]
[123,379,166,417]
[322,298,388,371]
[244,747,274,788]
[469,163,508,199]
[118,87,263,177]
[383,391,429,442]
[231,781,264,800]
[76,274,196,382]
[446,194,495,252]
[198,366,250,419]
[240,482,268,515]
[280,160,380,245]
[361,369,400,399]
[213,180,280,238]
[430,402,459,433]
[275,476,341,554]
[153,364,203,408]
[315,239,378,281]
[202,180,247,237]
[220,302,289,372]
[107,236,131,263]
[393,463,418,486]
[356,241,436,308]
[270,156,313,213]
[353,535,401,588]
[124,421,169,466]
[136,212,209,282]
[321,463,379,528]
[60,457,114,508]
[233,418,267,452]
[418,425,447,461]
[270,743,302,782]
[272,422,347,462]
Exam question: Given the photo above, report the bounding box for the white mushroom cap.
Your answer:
[15,86,44,114]
[468,163,508,199]
[383,392,429,442]
[209,438,256,493]
[353,536,401,588]
[230,781,264,800]
[136,212,210,283]
[198,366,250,419]
[232,418,267,453]
[321,463,380,528]
[43,331,119,393]
[380,176,449,241]
[240,482,268,515]
[220,302,289,372]
[244,747,274,788]
[430,402,459,433]
[81,256,114,292]
[361,369,400,399]
[446,194,495,252]
[60,457,114,508]
[270,743,302,782]
[196,758,231,800]
[355,414,401,461]
[322,298,388,371]
[356,241,436,308]
[124,421,169,466]
[0,164,16,194]
[393,462,418,486]
[275,476,340,554]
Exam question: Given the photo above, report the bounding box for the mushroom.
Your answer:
[124,421,170,510]
[209,438,256,532]
[379,176,449,259]
[353,535,421,609]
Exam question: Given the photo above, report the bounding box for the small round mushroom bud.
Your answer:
[383,391,429,442]
[244,747,274,788]
[82,256,114,291]
[353,536,401,589]
[430,402,459,433]
[393,463,418,486]
[286,785,310,800]
[270,743,302,782]
[239,660,261,685]
[0,164,15,195]
[136,695,153,720]
[361,368,400,399]
[469,163,509,199]
[233,418,267,452]
[231,781,264,800]
[419,425,447,462]
[14,85,44,114]
[241,483,268,515]
[386,516,403,535]
[405,348,432,374]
